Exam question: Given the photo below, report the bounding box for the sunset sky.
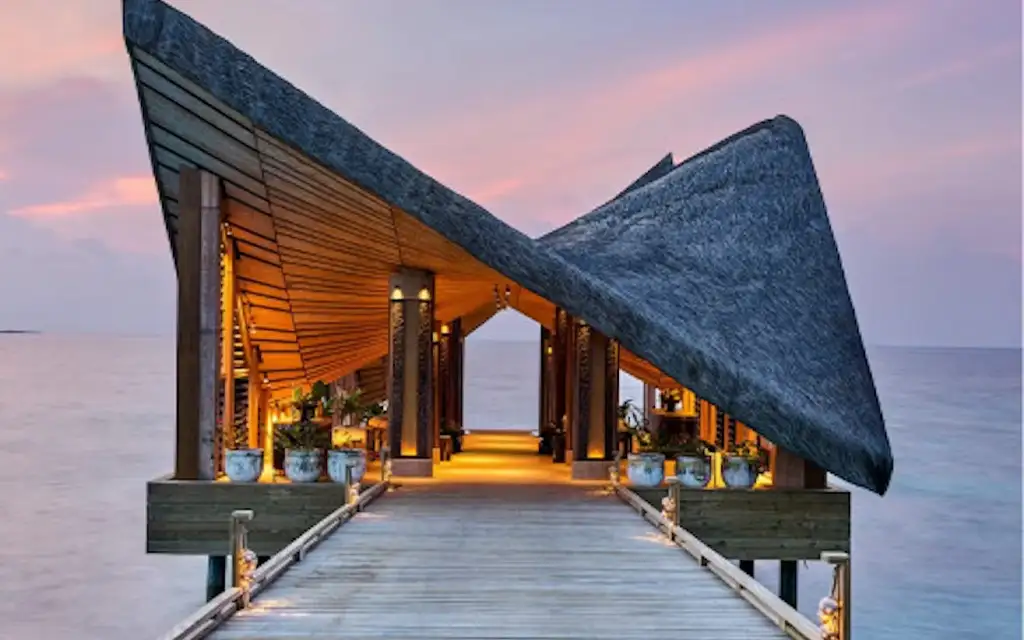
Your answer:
[0,0,1020,346]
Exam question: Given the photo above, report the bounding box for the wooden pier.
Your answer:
[158,434,839,639]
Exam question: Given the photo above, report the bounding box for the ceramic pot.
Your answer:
[721,455,757,488]
[327,448,367,484]
[676,454,711,488]
[224,449,263,482]
[627,452,665,487]
[284,449,323,483]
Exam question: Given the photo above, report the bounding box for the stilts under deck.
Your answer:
[203,433,793,640]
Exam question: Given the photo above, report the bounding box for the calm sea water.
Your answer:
[0,335,1019,639]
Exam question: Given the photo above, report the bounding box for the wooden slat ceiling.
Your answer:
[133,46,683,400]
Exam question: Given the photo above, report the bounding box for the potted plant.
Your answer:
[224,421,263,483]
[551,418,567,463]
[327,432,367,484]
[721,440,767,489]
[441,420,464,454]
[659,389,681,413]
[618,399,641,456]
[276,421,329,483]
[674,436,712,488]
[625,415,665,488]
[327,388,367,484]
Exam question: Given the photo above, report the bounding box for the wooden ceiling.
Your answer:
[133,46,683,400]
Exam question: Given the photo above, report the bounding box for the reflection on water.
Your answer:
[0,335,1019,639]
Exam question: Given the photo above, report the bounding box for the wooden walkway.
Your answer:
[209,465,788,638]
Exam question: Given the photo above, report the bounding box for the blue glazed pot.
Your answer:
[627,452,665,487]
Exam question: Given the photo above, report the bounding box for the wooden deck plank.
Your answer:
[210,482,787,639]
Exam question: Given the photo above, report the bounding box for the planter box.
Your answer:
[146,474,374,555]
[634,486,850,561]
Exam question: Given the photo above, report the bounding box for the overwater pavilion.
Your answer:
[128,0,892,635]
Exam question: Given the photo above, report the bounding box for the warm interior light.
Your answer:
[432,331,439,343]
[391,287,403,300]
[440,324,450,335]
[417,287,431,301]
[545,345,553,355]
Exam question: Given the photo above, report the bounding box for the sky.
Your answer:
[0,0,1020,347]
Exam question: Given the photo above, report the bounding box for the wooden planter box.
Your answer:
[146,474,368,555]
[634,486,850,561]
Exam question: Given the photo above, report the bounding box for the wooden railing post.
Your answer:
[662,477,680,537]
[230,510,257,607]
[820,551,851,640]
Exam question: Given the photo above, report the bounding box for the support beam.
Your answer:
[221,228,236,457]
[176,168,221,480]
[552,308,572,462]
[206,555,226,601]
[772,446,829,608]
[387,268,435,476]
[538,325,550,433]
[571,321,620,480]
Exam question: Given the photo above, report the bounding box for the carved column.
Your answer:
[538,326,551,432]
[552,308,572,462]
[570,320,619,479]
[387,268,435,477]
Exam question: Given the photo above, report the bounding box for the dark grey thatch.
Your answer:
[124,0,893,494]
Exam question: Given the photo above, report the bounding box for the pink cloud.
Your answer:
[10,175,158,218]
[897,40,1020,90]
[0,168,8,181]
[394,2,916,227]
[0,3,124,88]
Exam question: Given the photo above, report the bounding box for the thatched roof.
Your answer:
[123,0,892,494]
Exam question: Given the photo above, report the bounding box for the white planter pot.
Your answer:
[627,453,665,488]
[284,449,323,483]
[224,449,263,483]
[675,454,711,488]
[721,455,757,488]
[327,448,366,484]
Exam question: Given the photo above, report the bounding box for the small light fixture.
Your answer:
[440,324,450,335]
[390,287,403,300]
[417,287,431,301]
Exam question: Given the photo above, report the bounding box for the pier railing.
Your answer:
[158,480,387,640]
[614,480,841,639]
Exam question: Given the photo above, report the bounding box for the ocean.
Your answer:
[0,334,1019,639]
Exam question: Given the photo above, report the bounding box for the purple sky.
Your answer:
[0,0,1020,346]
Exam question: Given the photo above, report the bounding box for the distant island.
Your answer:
[0,330,41,334]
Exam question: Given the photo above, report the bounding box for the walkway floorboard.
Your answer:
[211,475,786,639]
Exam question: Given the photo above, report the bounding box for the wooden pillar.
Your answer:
[772,446,828,608]
[246,346,261,449]
[552,308,570,462]
[221,228,236,458]
[452,319,464,429]
[570,321,619,479]
[538,325,550,432]
[387,268,435,476]
[176,168,221,481]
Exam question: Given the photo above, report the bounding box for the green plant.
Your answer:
[331,430,356,450]
[725,440,768,474]
[275,421,330,451]
[363,399,387,422]
[675,436,711,458]
[230,422,250,449]
[334,387,364,425]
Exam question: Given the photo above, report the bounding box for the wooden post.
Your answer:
[205,555,226,601]
[176,168,221,481]
[773,446,828,608]
[221,228,236,454]
[822,551,852,640]
[247,346,261,449]
[538,326,550,432]
[387,269,435,475]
